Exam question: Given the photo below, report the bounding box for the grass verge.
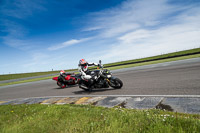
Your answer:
[107,53,200,70]
[0,75,58,87]
[0,104,199,133]
[104,47,200,67]
[0,69,76,81]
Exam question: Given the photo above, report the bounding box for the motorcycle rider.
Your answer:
[58,70,67,88]
[78,59,98,91]
[59,70,77,83]
[59,70,67,82]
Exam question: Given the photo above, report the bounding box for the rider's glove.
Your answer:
[92,75,98,81]
[98,64,103,67]
[94,63,98,66]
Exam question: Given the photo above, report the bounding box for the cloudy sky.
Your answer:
[0,0,200,74]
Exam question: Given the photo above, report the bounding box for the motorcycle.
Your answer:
[79,60,123,91]
[52,72,81,88]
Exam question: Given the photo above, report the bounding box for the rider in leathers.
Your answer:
[78,59,98,91]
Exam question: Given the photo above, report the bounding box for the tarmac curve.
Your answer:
[0,58,200,101]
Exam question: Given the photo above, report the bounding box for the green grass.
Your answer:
[0,104,199,133]
[0,71,58,81]
[0,69,76,81]
[0,75,59,87]
[104,48,200,67]
[107,53,200,70]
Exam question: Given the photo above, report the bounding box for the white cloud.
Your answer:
[82,26,103,32]
[99,20,200,63]
[118,29,151,44]
[84,0,179,38]
[48,38,91,51]
[84,0,200,63]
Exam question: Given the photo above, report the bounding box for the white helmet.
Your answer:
[60,70,65,75]
[79,59,88,72]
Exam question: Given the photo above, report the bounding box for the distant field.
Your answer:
[0,48,200,81]
[107,53,200,70]
[0,69,76,81]
[88,48,200,69]
[103,47,200,67]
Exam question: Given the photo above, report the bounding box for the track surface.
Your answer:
[0,58,200,100]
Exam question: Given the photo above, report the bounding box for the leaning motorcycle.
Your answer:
[79,60,123,91]
[52,72,80,88]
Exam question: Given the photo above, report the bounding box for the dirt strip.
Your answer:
[1,96,199,114]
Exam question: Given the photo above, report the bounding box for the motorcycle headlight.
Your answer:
[107,75,111,78]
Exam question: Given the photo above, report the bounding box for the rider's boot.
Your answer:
[88,78,95,92]
[75,78,78,84]
[61,83,66,88]
[88,85,94,92]
[79,83,87,89]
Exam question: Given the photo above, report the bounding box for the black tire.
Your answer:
[79,84,90,91]
[109,78,123,89]
[79,86,93,92]
[83,89,89,91]
[57,81,61,87]
[80,87,89,91]
[57,82,66,88]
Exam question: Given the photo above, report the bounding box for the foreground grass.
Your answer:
[0,104,199,133]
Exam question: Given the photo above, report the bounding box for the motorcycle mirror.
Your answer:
[99,60,101,64]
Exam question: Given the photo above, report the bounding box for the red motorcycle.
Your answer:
[52,72,80,88]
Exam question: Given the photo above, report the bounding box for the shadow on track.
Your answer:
[53,85,78,89]
[73,87,117,94]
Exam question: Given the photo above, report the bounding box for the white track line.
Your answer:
[17,95,200,99]
[2,95,200,102]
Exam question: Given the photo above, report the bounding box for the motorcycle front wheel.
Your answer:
[109,78,123,89]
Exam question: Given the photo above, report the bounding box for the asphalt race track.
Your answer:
[0,58,200,101]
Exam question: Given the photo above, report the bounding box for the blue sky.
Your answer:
[0,0,200,74]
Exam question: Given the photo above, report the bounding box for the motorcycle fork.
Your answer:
[106,79,110,83]
[106,78,115,86]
